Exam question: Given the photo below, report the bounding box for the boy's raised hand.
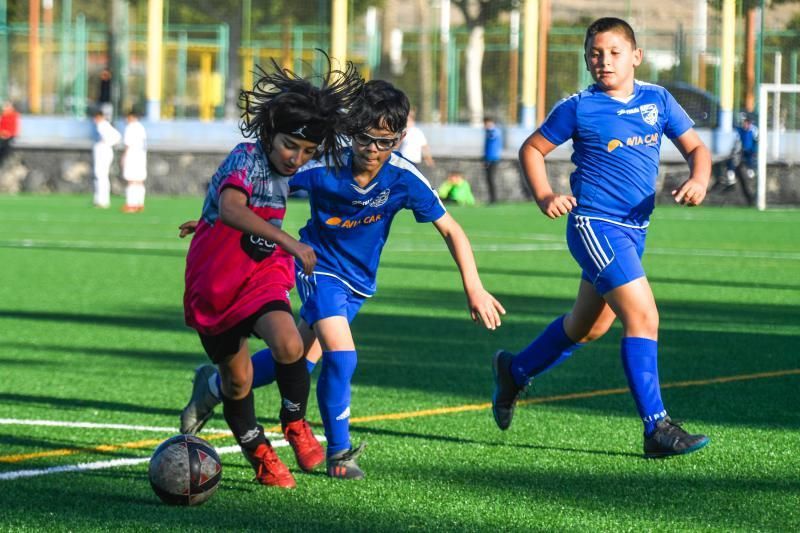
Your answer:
[467,288,506,331]
[536,193,577,219]
[672,177,708,206]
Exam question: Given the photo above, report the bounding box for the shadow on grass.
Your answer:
[0,308,188,333]
[1,288,797,431]
[0,341,198,365]
[380,259,800,292]
[348,424,642,459]
[0,392,177,417]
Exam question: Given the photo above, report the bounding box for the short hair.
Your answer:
[239,50,364,169]
[351,80,410,134]
[584,17,637,50]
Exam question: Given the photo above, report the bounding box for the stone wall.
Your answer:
[1,144,798,207]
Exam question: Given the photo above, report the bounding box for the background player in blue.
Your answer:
[181,80,506,479]
[491,17,712,458]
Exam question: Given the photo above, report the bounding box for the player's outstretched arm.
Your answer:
[432,213,506,330]
[519,131,576,218]
[671,128,712,206]
[219,187,317,274]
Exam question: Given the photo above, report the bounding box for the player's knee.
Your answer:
[622,308,659,338]
[564,314,611,343]
[220,371,250,399]
[579,321,613,343]
[270,334,305,364]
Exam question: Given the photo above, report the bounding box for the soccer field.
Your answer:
[0,194,798,532]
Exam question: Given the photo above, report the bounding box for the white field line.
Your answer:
[0,418,325,481]
[3,238,800,261]
[0,446,238,481]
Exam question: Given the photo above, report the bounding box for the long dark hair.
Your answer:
[239,51,364,169]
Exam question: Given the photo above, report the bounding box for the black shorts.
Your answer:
[198,300,292,364]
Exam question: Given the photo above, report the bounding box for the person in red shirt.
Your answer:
[182,55,363,488]
[0,101,20,166]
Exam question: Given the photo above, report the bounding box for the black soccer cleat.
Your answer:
[643,417,710,458]
[492,350,528,430]
[327,442,367,480]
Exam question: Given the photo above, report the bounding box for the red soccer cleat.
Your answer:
[283,419,325,472]
[243,443,296,488]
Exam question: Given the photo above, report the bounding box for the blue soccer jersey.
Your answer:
[539,81,694,226]
[290,149,446,296]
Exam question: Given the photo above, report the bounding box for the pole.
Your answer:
[331,0,347,65]
[28,0,41,113]
[520,0,538,130]
[714,0,735,153]
[0,0,8,103]
[771,52,781,160]
[535,0,549,125]
[508,5,520,125]
[438,0,450,123]
[757,84,767,211]
[146,0,163,121]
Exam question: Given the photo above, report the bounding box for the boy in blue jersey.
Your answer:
[491,17,711,458]
[180,80,506,479]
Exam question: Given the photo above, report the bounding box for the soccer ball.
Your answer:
[148,434,222,506]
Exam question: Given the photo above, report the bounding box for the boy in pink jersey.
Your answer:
[183,55,363,488]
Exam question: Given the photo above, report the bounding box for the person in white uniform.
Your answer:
[92,109,121,208]
[398,108,434,167]
[121,110,147,213]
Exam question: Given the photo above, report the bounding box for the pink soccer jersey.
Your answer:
[184,142,294,336]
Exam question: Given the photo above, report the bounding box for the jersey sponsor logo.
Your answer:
[240,233,277,261]
[240,218,282,261]
[616,107,641,116]
[351,188,391,208]
[335,406,350,421]
[607,139,624,152]
[640,103,658,125]
[325,214,383,229]
[626,132,659,147]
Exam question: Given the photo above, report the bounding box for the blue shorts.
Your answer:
[566,214,647,295]
[295,270,366,326]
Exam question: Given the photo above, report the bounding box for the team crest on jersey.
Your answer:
[640,104,658,125]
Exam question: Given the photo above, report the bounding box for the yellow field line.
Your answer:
[2,368,798,464]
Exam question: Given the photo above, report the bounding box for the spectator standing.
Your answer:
[121,110,147,213]
[399,108,434,167]
[92,109,121,208]
[0,101,20,167]
[483,116,503,203]
[98,68,113,120]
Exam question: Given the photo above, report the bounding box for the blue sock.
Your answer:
[620,337,667,436]
[511,315,582,387]
[317,350,357,457]
[212,349,318,398]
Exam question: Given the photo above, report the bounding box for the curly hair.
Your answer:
[239,51,364,170]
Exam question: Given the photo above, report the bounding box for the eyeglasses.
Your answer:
[352,132,400,151]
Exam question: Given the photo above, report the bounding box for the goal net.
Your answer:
[757,83,800,210]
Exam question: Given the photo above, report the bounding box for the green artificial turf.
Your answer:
[0,194,798,532]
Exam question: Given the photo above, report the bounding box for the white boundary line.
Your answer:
[0,418,325,481]
[0,445,241,481]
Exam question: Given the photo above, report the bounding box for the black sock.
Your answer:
[221,389,267,451]
[274,357,310,425]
